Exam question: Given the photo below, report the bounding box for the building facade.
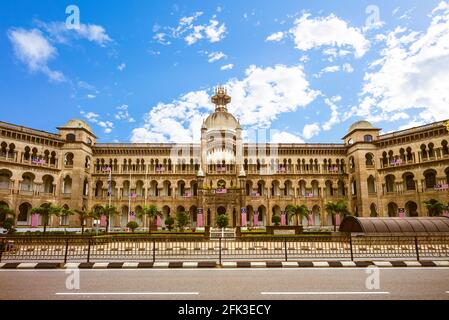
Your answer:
[1,87,449,230]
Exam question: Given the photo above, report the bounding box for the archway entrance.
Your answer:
[405,201,418,217]
[217,206,226,215]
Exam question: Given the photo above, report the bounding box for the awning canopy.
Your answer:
[339,216,449,234]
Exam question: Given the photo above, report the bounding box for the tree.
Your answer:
[423,199,446,217]
[74,209,90,235]
[325,200,350,232]
[176,211,190,231]
[91,205,118,233]
[127,221,139,232]
[216,214,229,229]
[165,216,175,231]
[0,205,15,224]
[2,218,16,234]
[137,205,159,234]
[272,215,281,226]
[286,204,310,226]
[31,203,61,234]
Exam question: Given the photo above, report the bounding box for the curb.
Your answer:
[0,260,449,269]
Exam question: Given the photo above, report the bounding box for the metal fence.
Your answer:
[1,235,449,263]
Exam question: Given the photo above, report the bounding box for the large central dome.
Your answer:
[203,86,240,131]
[204,111,240,131]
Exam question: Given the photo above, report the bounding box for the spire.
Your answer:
[211,85,231,112]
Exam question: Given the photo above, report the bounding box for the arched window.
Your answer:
[385,175,395,193]
[62,176,72,194]
[403,173,416,191]
[424,170,437,189]
[351,179,357,195]
[367,176,376,194]
[364,135,373,142]
[0,169,12,190]
[442,140,449,156]
[365,153,374,166]
[66,134,76,142]
[64,153,74,166]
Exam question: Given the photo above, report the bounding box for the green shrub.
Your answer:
[2,218,16,234]
[165,216,175,231]
[272,215,281,226]
[176,211,190,231]
[216,214,229,229]
[126,221,139,232]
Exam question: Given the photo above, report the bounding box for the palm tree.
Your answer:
[74,209,90,235]
[91,205,118,233]
[325,199,350,232]
[31,203,61,234]
[286,204,310,226]
[137,205,159,234]
[423,199,446,217]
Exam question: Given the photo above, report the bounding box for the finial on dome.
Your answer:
[211,85,231,112]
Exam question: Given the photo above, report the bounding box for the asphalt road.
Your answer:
[1,268,449,300]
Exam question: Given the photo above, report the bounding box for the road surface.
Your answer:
[1,267,449,300]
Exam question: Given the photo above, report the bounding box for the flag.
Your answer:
[308,214,313,225]
[280,212,286,226]
[107,168,112,196]
[197,208,203,227]
[32,158,46,165]
[156,215,161,227]
[215,188,227,194]
[100,215,107,227]
[335,213,341,226]
[241,208,247,227]
[31,214,39,227]
[253,211,259,226]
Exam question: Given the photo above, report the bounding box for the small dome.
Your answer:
[204,111,240,131]
[348,120,374,133]
[64,119,93,132]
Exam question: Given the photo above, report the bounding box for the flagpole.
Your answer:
[108,166,112,233]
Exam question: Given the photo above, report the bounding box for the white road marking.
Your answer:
[261,291,390,295]
[56,292,199,296]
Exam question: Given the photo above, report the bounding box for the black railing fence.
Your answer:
[1,235,448,263]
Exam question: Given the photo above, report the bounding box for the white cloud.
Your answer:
[271,131,304,143]
[80,111,100,123]
[357,1,449,123]
[115,105,135,123]
[117,63,126,71]
[322,96,341,131]
[75,24,112,46]
[98,121,114,134]
[221,64,234,71]
[322,65,340,73]
[208,51,227,63]
[87,94,96,99]
[155,12,226,46]
[289,13,369,58]
[302,123,321,140]
[8,28,65,82]
[131,64,319,143]
[36,20,112,47]
[266,31,284,42]
[342,63,354,73]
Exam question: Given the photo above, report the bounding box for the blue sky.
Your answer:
[1,0,448,144]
